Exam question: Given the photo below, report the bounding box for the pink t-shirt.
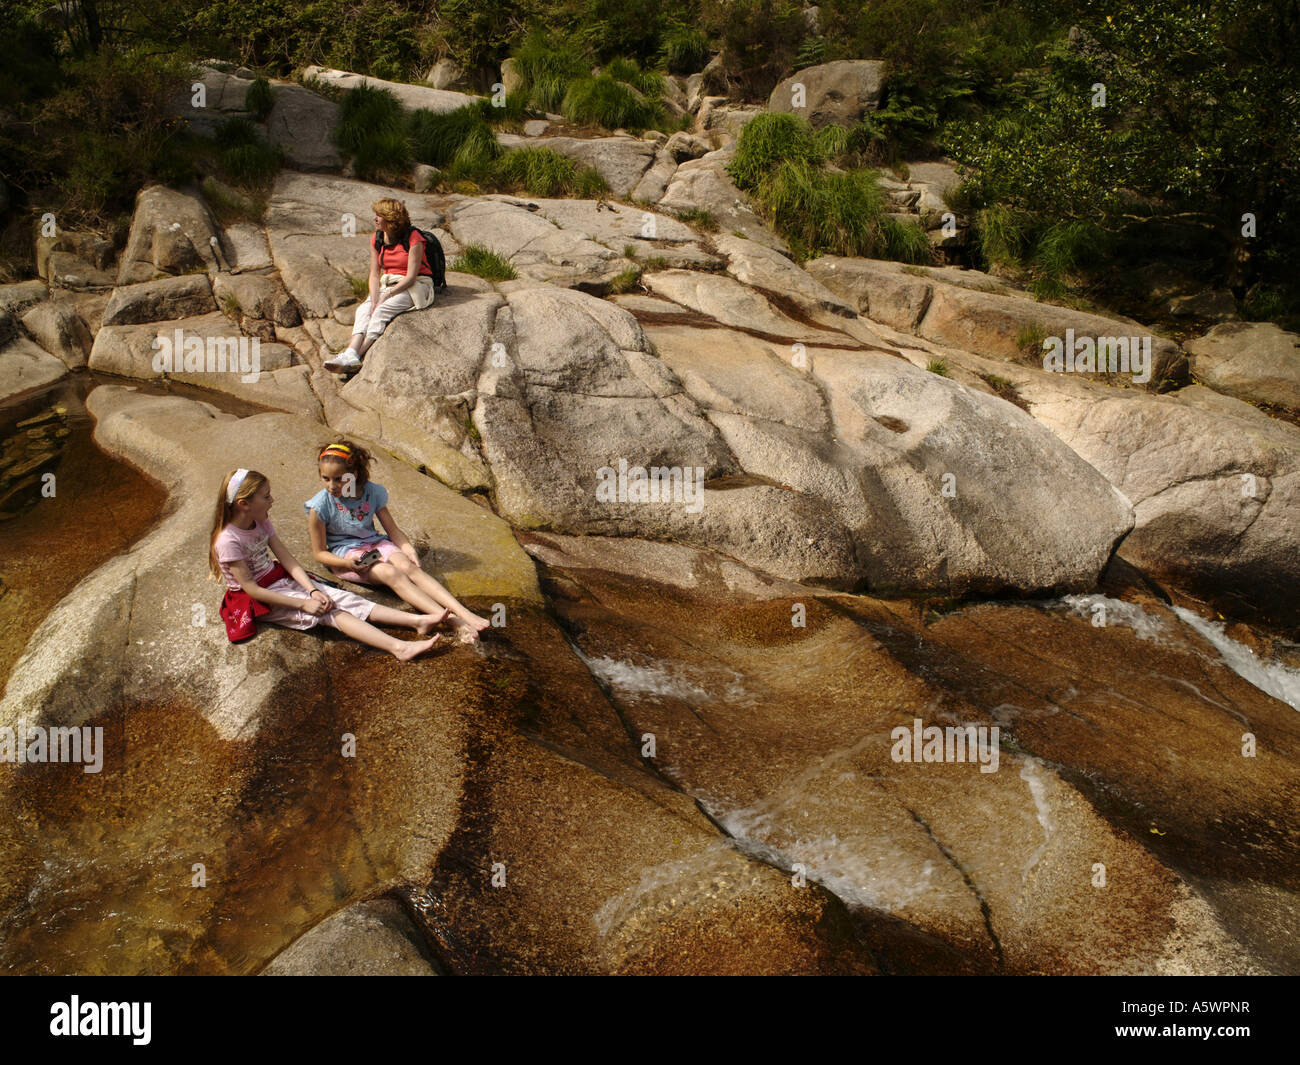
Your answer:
[215,518,278,592]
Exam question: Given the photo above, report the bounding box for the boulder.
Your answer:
[262,898,440,975]
[711,233,854,318]
[219,223,274,272]
[301,67,478,114]
[35,231,113,282]
[657,146,788,253]
[522,119,549,137]
[89,312,319,419]
[20,298,93,368]
[508,135,659,198]
[265,83,343,171]
[0,280,48,315]
[446,198,626,288]
[213,272,301,327]
[642,270,821,340]
[337,287,501,490]
[807,256,1187,386]
[906,161,961,213]
[631,148,679,204]
[1018,372,1300,624]
[767,60,887,128]
[425,58,466,91]
[103,274,216,326]
[664,131,711,162]
[1168,289,1237,321]
[118,185,222,284]
[500,57,523,96]
[1185,321,1300,409]
[0,336,68,403]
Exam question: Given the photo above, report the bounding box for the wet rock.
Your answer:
[261,897,441,975]
[534,552,1290,973]
[1186,321,1300,410]
[1168,288,1237,321]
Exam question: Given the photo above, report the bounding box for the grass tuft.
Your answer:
[451,244,517,281]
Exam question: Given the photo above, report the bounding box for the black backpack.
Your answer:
[374,226,447,290]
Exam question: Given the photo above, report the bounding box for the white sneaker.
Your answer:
[324,350,362,373]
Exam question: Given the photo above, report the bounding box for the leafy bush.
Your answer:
[451,243,517,280]
[700,0,807,100]
[606,266,642,293]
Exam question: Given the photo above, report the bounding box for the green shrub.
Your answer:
[728,113,824,190]
[491,148,577,196]
[562,74,661,129]
[926,358,950,376]
[334,83,405,156]
[674,207,719,231]
[606,266,642,294]
[451,243,517,281]
[408,105,502,172]
[245,77,274,121]
[512,28,589,113]
[603,57,664,100]
[883,217,934,265]
[660,26,709,75]
[574,166,611,198]
[213,118,283,184]
[701,0,808,100]
[754,159,892,258]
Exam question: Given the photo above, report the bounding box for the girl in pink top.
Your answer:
[210,467,446,661]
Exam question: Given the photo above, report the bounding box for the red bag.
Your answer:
[219,562,289,642]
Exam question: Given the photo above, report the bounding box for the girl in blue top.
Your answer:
[305,440,491,644]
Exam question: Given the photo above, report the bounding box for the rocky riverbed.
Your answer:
[1,63,1298,975]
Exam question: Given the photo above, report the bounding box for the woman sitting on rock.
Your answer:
[324,198,435,373]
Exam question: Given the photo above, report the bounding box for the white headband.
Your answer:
[227,468,250,504]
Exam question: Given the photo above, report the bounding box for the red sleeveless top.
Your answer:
[373,228,433,277]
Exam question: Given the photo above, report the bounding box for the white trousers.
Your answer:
[352,275,435,338]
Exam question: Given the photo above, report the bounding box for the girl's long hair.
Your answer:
[209,469,268,581]
[316,439,373,491]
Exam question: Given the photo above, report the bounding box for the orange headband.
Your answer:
[319,444,352,462]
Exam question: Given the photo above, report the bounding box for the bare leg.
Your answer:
[331,610,439,661]
[347,331,365,349]
[365,600,448,633]
[377,557,491,639]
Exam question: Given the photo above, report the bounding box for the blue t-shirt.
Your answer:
[304,481,389,553]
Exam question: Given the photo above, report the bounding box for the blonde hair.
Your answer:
[316,439,373,489]
[371,198,410,233]
[209,469,269,580]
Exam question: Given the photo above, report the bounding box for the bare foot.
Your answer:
[415,609,450,634]
[391,635,440,661]
[450,616,480,644]
[457,609,492,633]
